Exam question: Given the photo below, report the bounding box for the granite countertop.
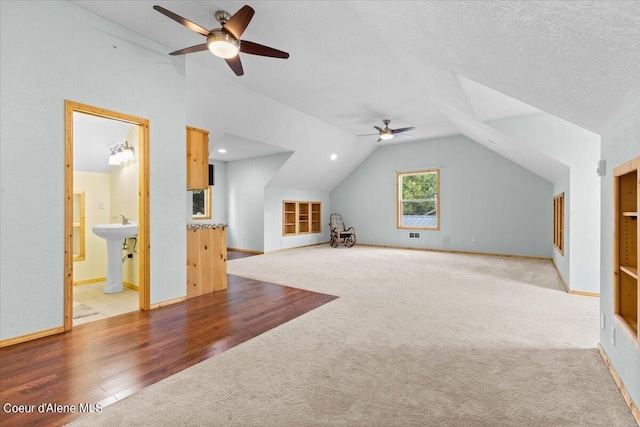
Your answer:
[187,223,228,230]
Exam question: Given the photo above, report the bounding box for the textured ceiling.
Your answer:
[69,0,640,187]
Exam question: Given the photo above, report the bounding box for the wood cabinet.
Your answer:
[186,226,227,299]
[613,156,639,347]
[283,201,321,236]
[283,202,297,236]
[186,126,209,190]
[311,202,321,233]
[298,202,310,233]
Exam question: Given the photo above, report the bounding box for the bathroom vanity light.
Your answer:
[108,148,121,165]
[120,141,134,162]
[108,141,135,165]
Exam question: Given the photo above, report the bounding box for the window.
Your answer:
[397,169,439,230]
[192,187,212,219]
[553,193,564,254]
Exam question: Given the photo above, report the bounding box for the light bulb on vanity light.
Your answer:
[120,141,134,162]
[108,148,121,165]
[218,148,227,153]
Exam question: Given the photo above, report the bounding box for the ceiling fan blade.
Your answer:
[225,56,244,76]
[153,5,209,36]
[169,43,208,56]
[222,5,255,39]
[240,40,289,59]
[357,133,380,137]
[374,126,383,132]
[377,137,382,143]
[393,127,415,134]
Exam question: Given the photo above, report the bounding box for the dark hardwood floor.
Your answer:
[0,272,337,427]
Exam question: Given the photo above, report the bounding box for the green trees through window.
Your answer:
[397,170,439,229]
[192,187,211,219]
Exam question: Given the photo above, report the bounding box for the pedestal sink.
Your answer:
[92,223,138,293]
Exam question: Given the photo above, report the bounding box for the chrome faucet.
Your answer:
[114,214,130,225]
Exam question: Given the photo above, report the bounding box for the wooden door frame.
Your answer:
[64,100,150,330]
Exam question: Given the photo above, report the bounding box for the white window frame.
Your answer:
[397,169,440,230]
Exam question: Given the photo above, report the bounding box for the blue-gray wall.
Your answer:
[600,99,640,406]
[264,187,330,252]
[0,1,187,340]
[488,113,600,293]
[330,135,552,258]
[226,153,292,252]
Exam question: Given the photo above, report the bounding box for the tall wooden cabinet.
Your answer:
[613,156,639,347]
[186,126,209,190]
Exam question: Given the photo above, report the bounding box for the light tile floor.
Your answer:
[73,282,139,326]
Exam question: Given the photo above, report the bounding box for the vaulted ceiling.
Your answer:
[71,1,640,190]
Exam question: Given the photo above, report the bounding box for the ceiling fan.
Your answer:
[358,120,415,142]
[153,4,289,76]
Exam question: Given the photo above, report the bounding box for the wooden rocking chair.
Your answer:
[329,213,356,248]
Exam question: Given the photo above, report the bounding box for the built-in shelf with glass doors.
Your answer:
[283,201,321,236]
[613,156,639,348]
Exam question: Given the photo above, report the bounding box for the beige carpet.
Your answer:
[70,246,635,426]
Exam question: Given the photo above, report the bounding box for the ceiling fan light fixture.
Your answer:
[207,30,239,58]
[379,131,394,140]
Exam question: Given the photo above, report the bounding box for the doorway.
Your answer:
[64,100,150,331]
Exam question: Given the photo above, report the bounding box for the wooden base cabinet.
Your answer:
[187,227,227,299]
[613,156,639,348]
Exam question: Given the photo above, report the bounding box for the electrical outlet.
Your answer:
[471,236,477,243]
[97,201,104,209]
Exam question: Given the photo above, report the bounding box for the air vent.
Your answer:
[409,232,421,239]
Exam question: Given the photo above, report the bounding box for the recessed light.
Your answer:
[330,153,338,161]
[218,148,227,153]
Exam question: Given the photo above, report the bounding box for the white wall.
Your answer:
[186,61,374,193]
[226,153,292,252]
[331,135,552,258]
[599,99,640,407]
[0,1,186,340]
[488,113,601,293]
[264,188,331,253]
